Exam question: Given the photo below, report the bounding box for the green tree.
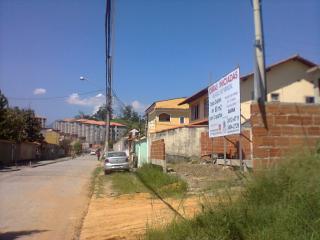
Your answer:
[0,91,43,142]
[22,109,44,142]
[120,105,139,122]
[0,89,8,111]
[74,111,94,120]
[0,107,26,142]
[73,141,82,155]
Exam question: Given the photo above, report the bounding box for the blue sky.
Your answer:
[0,0,319,124]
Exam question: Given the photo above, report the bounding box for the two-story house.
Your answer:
[180,55,319,125]
[145,97,190,133]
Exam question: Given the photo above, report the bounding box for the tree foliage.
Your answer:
[73,141,82,154]
[0,90,43,143]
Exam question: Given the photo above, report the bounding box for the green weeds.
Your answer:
[145,153,320,240]
[136,164,187,198]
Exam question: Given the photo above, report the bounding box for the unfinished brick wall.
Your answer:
[200,130,251,160]
[251,102,320,168]
[150,139,165,160]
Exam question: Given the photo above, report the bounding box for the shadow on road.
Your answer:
[0,229,48,240]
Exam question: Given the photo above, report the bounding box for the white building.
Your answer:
[53,118,127,145]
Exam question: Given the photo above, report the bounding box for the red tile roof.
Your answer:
[64,118,126,127]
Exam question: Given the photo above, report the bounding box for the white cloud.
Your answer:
[131,100,147,113]
[33,88,47,95]
[66,93,105,113]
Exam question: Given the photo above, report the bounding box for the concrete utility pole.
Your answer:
[105,0,113,153]
[253,0,267,102]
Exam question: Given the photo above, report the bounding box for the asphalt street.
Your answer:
[0,155,97,240]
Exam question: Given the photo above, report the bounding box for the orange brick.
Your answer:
[269,127,281,136]
[262,136,276,146]
[308,127,320,136]
[269,148,281,157]
[253,127,268,136]
[281,127,294,135]
[274,115,287,125]
[267,104,280,114]
[293,127,306,135]
[253,148,269,158]
[314,117,320,125]
[275,137,290,146]
[288,116,302,125]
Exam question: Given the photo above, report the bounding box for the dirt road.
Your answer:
[0,156,97,240]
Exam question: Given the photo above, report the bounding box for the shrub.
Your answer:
[136,164,187,198]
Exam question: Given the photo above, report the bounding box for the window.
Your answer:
[191,104,199,121]
[179,117,185,124]
[305,96,315,104]
[271,93,279,102]
[204,98,209,118]
[158,113,170,122]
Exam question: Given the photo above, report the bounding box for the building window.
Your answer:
[305,96,315,104]
[179,117,185,124]
[158,113,170,122]
[271,93,279,102]
[204,98,208,118]
[191,104,199,121]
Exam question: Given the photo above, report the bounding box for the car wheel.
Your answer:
[104,170,110,175]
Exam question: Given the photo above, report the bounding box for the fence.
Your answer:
[0,140,65,166]
[149,126,207,163]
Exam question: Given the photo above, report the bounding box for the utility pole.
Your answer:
[253,0,267,102]
[105,0,113,153]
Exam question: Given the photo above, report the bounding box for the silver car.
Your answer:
[104,151,130,174]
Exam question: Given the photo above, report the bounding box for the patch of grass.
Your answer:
[89,166,105,198]
[145,153,320,240]
[88,166,101,197]
[136,164,187,198]
[110,172,147,195]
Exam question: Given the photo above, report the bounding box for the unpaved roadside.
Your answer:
[80,188,200,240]
[79,164,243,240]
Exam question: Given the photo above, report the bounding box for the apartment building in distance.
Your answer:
[53,118,127,145]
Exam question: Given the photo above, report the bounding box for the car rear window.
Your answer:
[107,152,126,157]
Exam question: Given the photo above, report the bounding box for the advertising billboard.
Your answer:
[208,68,240,138]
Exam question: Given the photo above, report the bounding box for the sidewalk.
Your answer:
[0,156,71,172]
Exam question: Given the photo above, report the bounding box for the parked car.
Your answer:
[90,150,96,155]
[104,151,129,174]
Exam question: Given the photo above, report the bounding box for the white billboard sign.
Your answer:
[208,68,240,138]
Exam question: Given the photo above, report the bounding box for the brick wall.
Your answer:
[150,139,165,160]
[251,102,320,168]
[200,130,251,160]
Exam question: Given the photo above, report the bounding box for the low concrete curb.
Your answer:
[0,157,71,172]
[31,157,71,168]
[0,168,21,172]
